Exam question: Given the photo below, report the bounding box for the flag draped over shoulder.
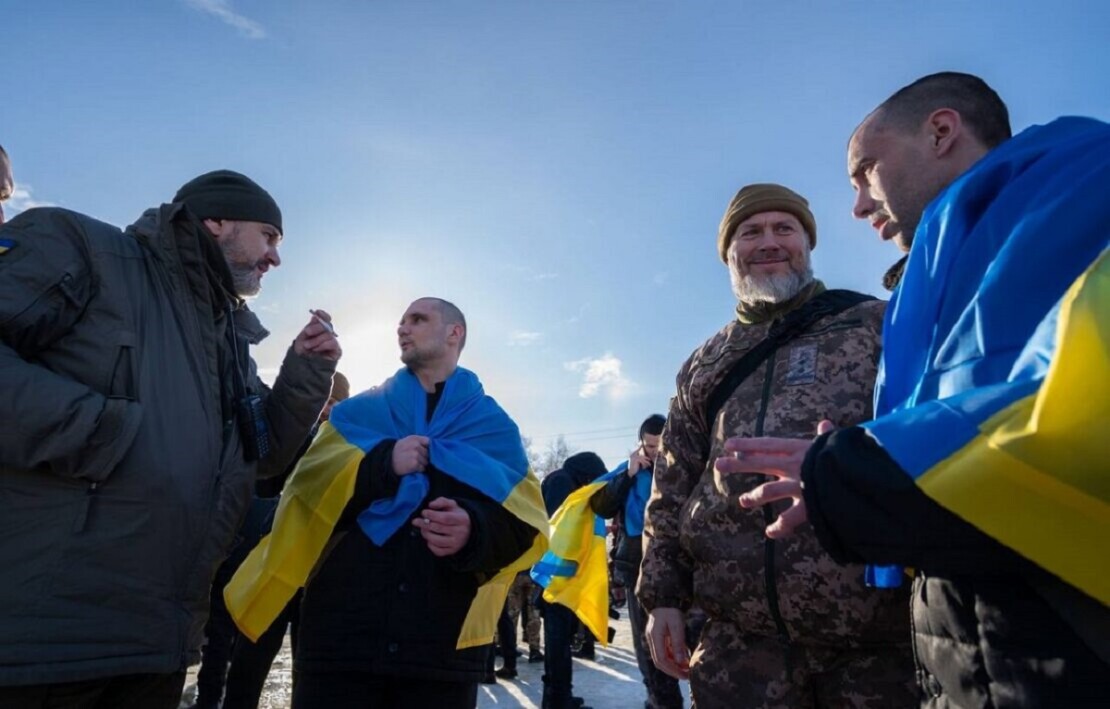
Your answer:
[621,462,653,538]
[861,117,1110,604]
[531,464,633,644]
[225,366,549,648]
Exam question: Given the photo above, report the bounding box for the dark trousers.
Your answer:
[0,672,186,709]
[497,605,517,670]
[221,593,300,709]
[195,496,279,707]
[628,591,683,709]
[541,599,577,706]
[195,559,239,708]
[293,671,478,709]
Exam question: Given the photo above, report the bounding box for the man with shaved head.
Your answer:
[228,297,547,709]
[727,72,1110,706]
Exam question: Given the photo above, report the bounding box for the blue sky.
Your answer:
[6,1,1108,466]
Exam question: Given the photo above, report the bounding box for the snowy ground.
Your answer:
[180,612,691,708]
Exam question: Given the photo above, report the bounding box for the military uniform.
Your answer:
[639,291,916,708]
[505,571,542,654]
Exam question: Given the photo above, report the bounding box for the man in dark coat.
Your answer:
[282,298,543,709]
[0,170,339,707]
[724,72,1109,707]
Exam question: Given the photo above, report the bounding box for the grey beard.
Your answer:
[731,264,814,304]
[228,264,261,298]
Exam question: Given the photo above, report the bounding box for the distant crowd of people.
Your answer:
[0,70,1106,709]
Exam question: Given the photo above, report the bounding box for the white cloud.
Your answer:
[564,352,635,400]
[508,330,542,346]
[5,184,54,218]
[184,0,267,39]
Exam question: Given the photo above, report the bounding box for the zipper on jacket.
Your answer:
[72,482,99,533]
[753,349,793,667]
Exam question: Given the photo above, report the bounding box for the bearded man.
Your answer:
[0,170,339,707]
[639,184,916,708]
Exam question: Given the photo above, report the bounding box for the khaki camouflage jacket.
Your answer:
[639,294,910,648]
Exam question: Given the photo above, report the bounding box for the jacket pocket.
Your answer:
[107,332,139,400]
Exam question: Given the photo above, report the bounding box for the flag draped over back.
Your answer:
[862,117,1110,604]
[531,463,641,643]
[225,367,549,648]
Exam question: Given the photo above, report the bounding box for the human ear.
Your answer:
[927,108,962,157]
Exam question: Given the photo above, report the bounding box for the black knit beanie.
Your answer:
[563,451,608,486]
[173,170,283,234]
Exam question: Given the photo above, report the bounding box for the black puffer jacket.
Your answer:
[803,426,1109,707]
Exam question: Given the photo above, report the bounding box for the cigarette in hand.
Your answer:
[309,309,337,336]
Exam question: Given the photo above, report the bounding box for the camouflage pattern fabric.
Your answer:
[505,572,542,652]
[689,618,918,708]
[639,298,915,704]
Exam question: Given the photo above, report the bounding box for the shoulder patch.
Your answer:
[0,238,15,254]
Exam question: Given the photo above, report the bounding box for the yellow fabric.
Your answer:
[225,423,550,648]
[457,472,550,649]
[540,480,613,644]
[225,423,361,641]
[919,252,1110,603]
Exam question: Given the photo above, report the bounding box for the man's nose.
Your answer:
[268,246,282,268]
[755,229,782,249]
[852,189,876,220]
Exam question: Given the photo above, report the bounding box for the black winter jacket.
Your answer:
[0,207,334,685]
[296,383,538,682]
[589,471,642,587]
[802,426,1109,707]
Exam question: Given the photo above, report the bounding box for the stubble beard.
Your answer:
[217,225,263,297]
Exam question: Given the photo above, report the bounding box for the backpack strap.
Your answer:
[704,290,876,429]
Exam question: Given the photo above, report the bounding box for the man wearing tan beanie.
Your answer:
[639,184,916,707]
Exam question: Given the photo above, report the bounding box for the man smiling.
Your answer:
[639,184,915,707]
[0,169,339,707]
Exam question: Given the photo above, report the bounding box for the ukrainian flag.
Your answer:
[225,367,549,649]
[531,467,627,645]
[863,117,1110,604]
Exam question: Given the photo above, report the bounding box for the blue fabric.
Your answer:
[861,116,1110,582]
[326,366,528,546]
[606,461,652,537]
[864,116,1110,470]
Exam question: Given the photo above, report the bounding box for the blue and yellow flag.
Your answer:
[531,464,639,644]
[862,117,1110,604]
[225,367,549,648]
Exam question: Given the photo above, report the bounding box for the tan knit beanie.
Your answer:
[330,371,351,402]
[717,183,817,263]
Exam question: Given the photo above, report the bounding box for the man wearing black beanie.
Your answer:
[0,169,342,708]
